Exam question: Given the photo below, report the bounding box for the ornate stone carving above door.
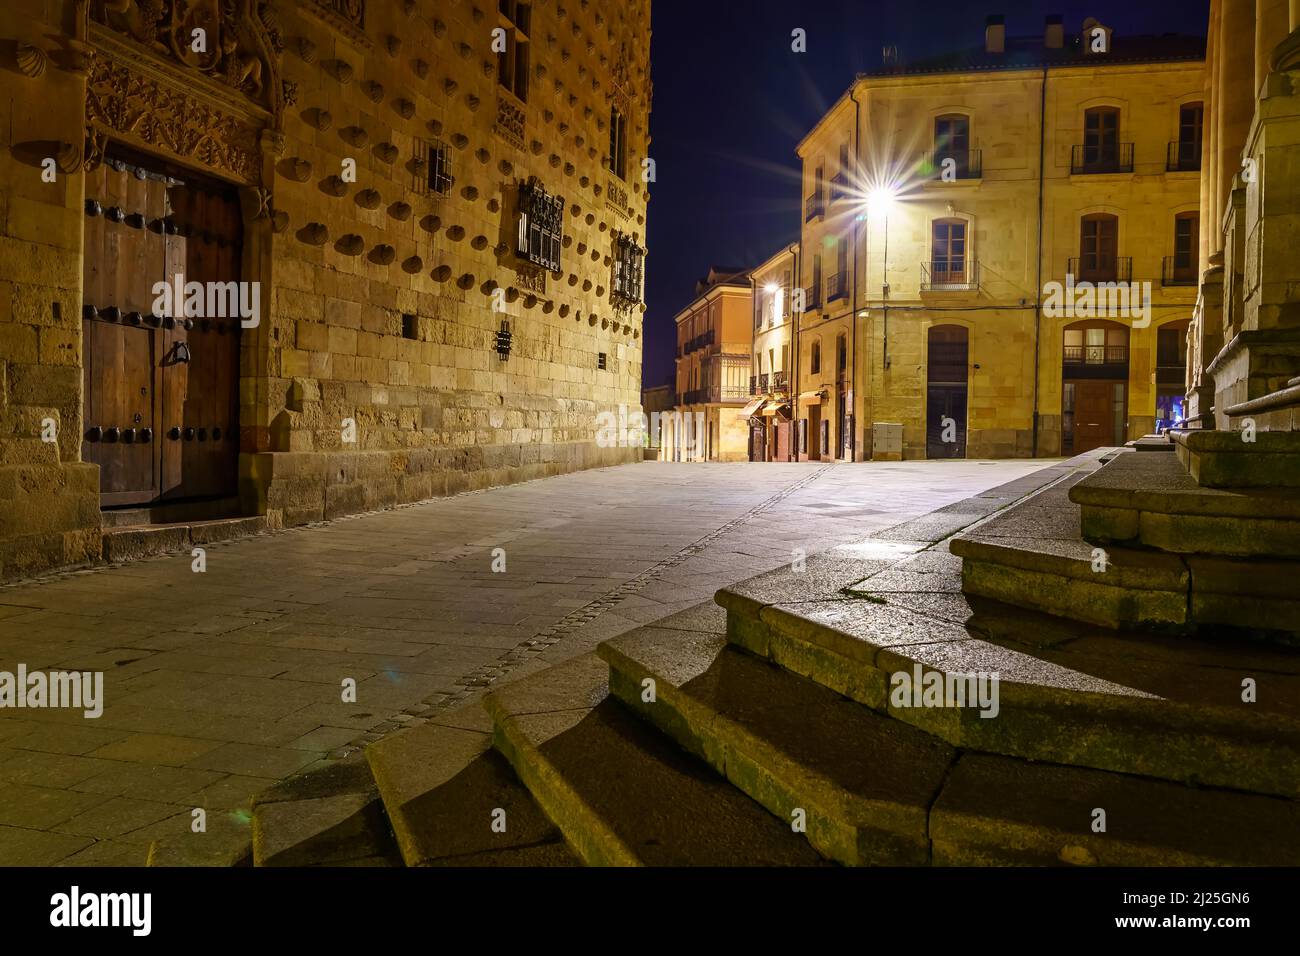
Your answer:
[85,55,263,183]
[90,1,286,114]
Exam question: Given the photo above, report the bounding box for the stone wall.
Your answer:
[0,1,101,581]
[0,0,651,580]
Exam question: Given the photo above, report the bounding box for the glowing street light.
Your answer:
[866,185,899,218]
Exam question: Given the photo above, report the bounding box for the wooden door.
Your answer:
[1072,381,1113,453]
[82,152,242,507]
[82,161,163,504]
[163,182,242,501]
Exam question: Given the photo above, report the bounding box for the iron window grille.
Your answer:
[612,233,645,303]
[517,178,562,272]
[430,141,454,195]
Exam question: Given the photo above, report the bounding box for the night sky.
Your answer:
[642,0,1211,389]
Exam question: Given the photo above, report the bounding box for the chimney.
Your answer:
[1045,14,1064,49]
[985,14,1005,54]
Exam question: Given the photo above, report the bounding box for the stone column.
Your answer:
[1216,0,1256,256]
[1259,0,1290,92]
[1292,0,1300,29]
[1203,0,1220,266]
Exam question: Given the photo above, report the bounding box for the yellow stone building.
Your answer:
[664,267,751,461]
[0,0,651,580]
[744,244,797,460]
[796,15,1204,460]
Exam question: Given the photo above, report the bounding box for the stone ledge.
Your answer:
[730,594,1300,798]
[484,652,825,867]
[599,625,954,865]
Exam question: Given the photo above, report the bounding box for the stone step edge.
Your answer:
[101,515,269,562]
[597,633,937,866]
[953,543,1189,631]
[482,655,642,867]
[732,600,1300,799]
[251,791,388,867]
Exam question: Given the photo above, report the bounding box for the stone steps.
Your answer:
[597,617,1300,865]
[1071,448,1300,558]
[717,572,1300,796]
[598,627,954,865]
[101,515,267,562]
[364,701,577,866]
[949,464,1300,638]
[1175,429,1300,488]
[484,652,827,866]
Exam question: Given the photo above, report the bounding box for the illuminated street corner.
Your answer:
[0,0,1296,935]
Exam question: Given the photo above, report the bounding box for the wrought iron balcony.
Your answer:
[1071,142,1134,175]
[1167,140,1201,172]
[825,271,847,302]
[928,148,982,180]
[1063,344,1130,365]
[920,259,980,291]
[1162,256,1198,287]
[829,171,851,203]
[772,370,788,393]
[805,192,825,221]
[1067,257,1133,284]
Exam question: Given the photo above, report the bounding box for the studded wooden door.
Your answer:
[82,153,242,506]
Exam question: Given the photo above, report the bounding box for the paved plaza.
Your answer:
[0,458,1049,865]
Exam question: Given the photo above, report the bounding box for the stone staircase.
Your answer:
[151,449,1300,867]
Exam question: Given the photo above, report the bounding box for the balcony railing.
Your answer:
[1071,142,1134,175]
[920,259,980,291]
[829,171,851,203]
[680,328,717,355]
[928,148,982,180]
[805,192,825,221]
[1067,257,1133,283]
[1063,345,1130,365]
[805,283,822,312]
[684,384,750,405]
[1167,140,1201,172]
[748,371,789,396]
[1162,256,1198,286]
[825,271,847,302]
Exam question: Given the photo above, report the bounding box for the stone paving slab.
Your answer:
[0,458,1047,864]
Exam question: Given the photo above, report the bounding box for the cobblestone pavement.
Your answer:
[0,458,1050,865]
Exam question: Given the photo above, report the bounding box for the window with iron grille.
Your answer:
[517,178,562,272]
[429,140,453,196]
[597,352,607,370]
[612,233,644,303]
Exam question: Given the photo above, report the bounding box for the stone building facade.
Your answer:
[1188,0,1300,440]
[663,267,751,462]
[0,0,652,581]
[796,15,1204,460]
[744,244,797,461]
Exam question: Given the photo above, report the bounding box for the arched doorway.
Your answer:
[1062,319,1129,454]
[1155,319,1191,431]
[926,325,968,458]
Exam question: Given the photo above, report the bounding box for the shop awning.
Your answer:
[739,397,765,418]
[798,390,823,405]
[760,402,792,418]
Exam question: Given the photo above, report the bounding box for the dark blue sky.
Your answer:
[641,0,1210,388]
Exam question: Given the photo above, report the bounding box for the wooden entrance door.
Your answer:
[1072,381,1114,453]
[82,153,242,506]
